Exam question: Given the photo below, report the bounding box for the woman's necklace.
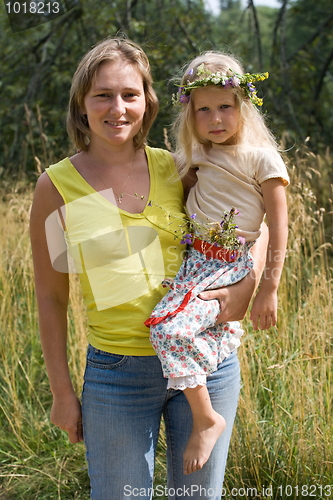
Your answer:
[84,151,137,204]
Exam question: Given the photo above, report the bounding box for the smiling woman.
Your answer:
[66,38,159,154]
[82,60,147,151]
[73,59,151,212]
[30,37,268,500]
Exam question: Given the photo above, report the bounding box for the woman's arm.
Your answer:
[180,168,198,201]
[199,222,269,326]
[30,173,83,444]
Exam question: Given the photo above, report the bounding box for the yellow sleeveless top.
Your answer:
[46,147,186,355]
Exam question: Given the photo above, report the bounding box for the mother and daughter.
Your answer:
[30,36,288,499]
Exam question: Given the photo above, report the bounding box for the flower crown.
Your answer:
[172,63,269,107]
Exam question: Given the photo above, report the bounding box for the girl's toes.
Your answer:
[196,461,203,472]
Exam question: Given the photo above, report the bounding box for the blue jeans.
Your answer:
[81,345,240,500]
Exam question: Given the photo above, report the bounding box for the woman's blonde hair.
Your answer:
[173,51,278,177]
[67,37,159,151]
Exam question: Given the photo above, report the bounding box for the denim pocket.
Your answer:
[86,344,127,369]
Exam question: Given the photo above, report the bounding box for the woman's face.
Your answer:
[83,59,147,149]
[192,86,240,146]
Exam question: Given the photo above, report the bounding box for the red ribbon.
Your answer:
[193,238,238,262]
[144,288,193,327]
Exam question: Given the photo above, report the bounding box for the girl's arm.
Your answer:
[199,223,269,323]
[30,173,83,444]
[250,178,288,330]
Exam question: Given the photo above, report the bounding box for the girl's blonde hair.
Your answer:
[173,51,278,177]
[67,37,159,151]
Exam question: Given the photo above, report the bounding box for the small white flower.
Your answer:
[197,64,205,75]
[211,76,221,84]
[232,77,241,86]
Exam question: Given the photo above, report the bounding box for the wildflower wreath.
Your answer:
[173,63,269,106]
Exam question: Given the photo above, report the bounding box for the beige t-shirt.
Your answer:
[186,143,290,242]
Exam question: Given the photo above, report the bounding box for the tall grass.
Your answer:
[0,143,332,499]
[225,145,333,498]
[0,184,89,499]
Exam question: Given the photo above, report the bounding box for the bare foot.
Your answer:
[183,411,226,475]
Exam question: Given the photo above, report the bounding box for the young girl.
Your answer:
[145,51,289,475]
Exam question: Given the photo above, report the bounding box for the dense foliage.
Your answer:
[0,0,332,177]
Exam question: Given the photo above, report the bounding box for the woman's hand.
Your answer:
[50,390,84,444]
[199,223,269,325]
[199,274,256,324]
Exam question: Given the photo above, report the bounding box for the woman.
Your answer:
[30,37,267,499]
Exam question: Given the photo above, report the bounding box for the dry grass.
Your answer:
[0,143,332,498]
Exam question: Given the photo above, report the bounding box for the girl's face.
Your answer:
[82,59,147,150]
[192,86,240,146]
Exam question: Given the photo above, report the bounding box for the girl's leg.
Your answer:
[81,345,167,500]
[183,385,226,475]
[164,350,240,500]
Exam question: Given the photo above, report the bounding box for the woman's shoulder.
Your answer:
[145,146,174,162]
[33,171,65,216]
[45,157,72,175]
[145,146,178,176]
[33,156,73,214]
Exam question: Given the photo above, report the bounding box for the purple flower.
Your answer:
[179,94,190,104]
[180,233,192,245]
[178,87,184,94]
[247,83,255,94]
[190,213,196,219]
[237,236,246,245]
[185,233,193,244]
[148,200,152,207]
[229,77,236,87]
[188,69,194,75]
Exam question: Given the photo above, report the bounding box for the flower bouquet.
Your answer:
[148,201,245,250]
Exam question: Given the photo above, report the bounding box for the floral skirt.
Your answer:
[145,243,253,381]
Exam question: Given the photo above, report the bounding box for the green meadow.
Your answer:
[0,143,332,499]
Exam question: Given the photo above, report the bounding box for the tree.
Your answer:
[0,0,214,174]
[1,0,333,176]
